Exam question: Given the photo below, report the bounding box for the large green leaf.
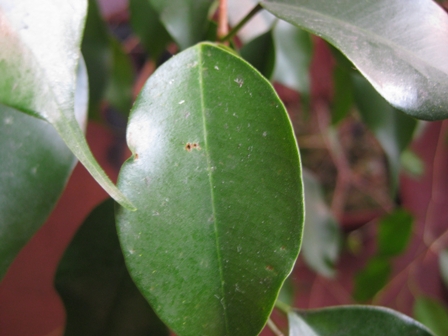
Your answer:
[0,0,134,209]
[148,0,214,50]
[0,58,88,281]
[116,42,304,335]
[289,306,434,335]
[261,0,448,120]
[414,297,448,336]
[301,170,341,278]
[55,199,168,336]
[129,0,172,60]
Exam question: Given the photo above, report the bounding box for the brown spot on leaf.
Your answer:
[185,142,201,151]
[266,265,274,271]
[134,153,139,159]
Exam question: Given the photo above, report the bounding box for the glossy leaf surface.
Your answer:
[0,59,88,280]
[289,306,433,335]
[129,0,172,60]
[116,42,304,336]
[55,199,168,336]
[0,104,76,280]
[261,0,448,120]
[414,297,448,336]
[149,0,214,50]
[301,170,340,278]
[0,0,133,209]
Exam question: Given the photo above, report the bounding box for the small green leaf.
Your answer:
[377,209,413,258]
[116,42,304,336]
[0,0,134,209]
[414,296,448,336]
[289,306,434,335]
[0,58,88,281]
[240,30,276,79]
[272,19,312,96]
[352,73,417,194]
[401,149,425,178]
[129,0,172,60]
[149,0,214,50]
[261,0,448,120]
[55,199,169,336]
[440,250,448,290]
[302,170,341,278]
[353,257,391,302]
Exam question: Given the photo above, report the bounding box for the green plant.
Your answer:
[1,0,448,335]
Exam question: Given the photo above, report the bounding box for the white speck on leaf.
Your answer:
[234,77,244,87]
[214,65,219,70]
[263,131,267,137]
[179,100,185,104]
[4,116,13,125]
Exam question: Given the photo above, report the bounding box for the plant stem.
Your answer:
[217,0,229,44]
[267,318,284,336]
[275,299,292,314]
[219,3,263,42]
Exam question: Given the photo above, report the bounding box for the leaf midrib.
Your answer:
[197,44,230,335]
[262,1,448,76]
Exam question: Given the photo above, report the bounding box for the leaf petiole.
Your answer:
[218,3,263,42]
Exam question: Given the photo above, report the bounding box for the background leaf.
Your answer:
[0,58,88,281]
[104,38,134,115]
[352,73,417,193]
[353,257,391,302]
[129,0,172,60]
[83,0,135,117]
[148,0,214,50]
[240,30,276,79]
[331,64,354,125]
[413,296,448,336]
[55,199,168,336]
[116,42,304,336]
[289,306,433,335]
[301,169,341,278]
[261,0,448,120]
[0,0,133,209]
[377,209,413,258]
[272,19,312,96]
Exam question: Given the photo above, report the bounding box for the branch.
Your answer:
[217,0,229,44]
